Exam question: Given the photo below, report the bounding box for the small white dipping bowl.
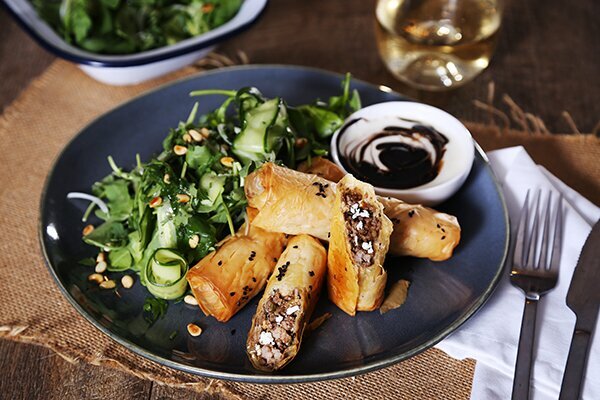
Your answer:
[330,101,474,206]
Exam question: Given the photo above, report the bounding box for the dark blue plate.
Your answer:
[40,65,509,383]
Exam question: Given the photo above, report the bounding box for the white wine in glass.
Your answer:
[375,0,502,90]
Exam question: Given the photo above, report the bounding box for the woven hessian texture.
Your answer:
[0,60,597,399]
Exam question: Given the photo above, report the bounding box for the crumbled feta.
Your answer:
[286,305,300,315]
[361,241,374,254]
[356,221,363,230]
[259,331,275,345]
[275,315,283,323]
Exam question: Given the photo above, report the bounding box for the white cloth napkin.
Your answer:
[435,146,600,400]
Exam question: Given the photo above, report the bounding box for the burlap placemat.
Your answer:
[0,60,598,400]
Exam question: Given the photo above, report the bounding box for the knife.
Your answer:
[559,220,600,400]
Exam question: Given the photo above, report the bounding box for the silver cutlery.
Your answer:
[510,190,563,400]
[560,220,600,400]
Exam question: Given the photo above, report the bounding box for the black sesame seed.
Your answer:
[229,292,235,296]
[437,224,441,228]
[230,329,236,335]
[441,236,446,240]
[217,260,222,266]
[309,271,315,277]
[408,210,415,218]
[252,277,257,282]
[293,245,298,249]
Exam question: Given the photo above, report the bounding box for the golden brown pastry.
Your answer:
[300,158,461,259]
[327,174,393,315]
[186,209,286,322]
[245,163,460,261]
[297,156,346,183]
[246,235,327,371]
[245,162,335,241]
[378,197,460,261]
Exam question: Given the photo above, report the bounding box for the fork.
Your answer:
[510,189,563,400]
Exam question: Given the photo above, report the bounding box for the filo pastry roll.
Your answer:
[245,162,335,241]
[302,158,460,261]
[245,162,460,261]
[328,175,393,315]
[246,234,327,371]
[186,209,286,322]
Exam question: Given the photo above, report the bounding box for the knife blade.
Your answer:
[559,220,600,400]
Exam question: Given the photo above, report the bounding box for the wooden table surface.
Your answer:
[0,0,598,398]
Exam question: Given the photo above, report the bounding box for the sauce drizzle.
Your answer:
[337,118,448,189]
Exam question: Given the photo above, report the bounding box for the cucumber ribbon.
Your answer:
[145,248,188,300]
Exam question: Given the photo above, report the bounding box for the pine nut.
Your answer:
[184,295,199,306]
[121,275,134,289]
[96,252,105,263]
[177,193,190,203]
[187,323,202,337]
[173,145,188,156]
[163,173,171,184]
[99,280,116,289]
[88,273,104,284]
[220,156,234,168]
[149,196,162,208]
[188,129,203,142]
[188,234,200,249]
[95,261,107,273]
[182,133,192,143]
[82,224,94,236]
[199,127,210,138]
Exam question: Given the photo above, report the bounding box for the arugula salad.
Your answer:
[31,0,243,55]
[73,76,360,305]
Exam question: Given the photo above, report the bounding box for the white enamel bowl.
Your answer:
[331,101,474,206]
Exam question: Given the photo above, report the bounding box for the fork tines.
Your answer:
[514,189,563,271]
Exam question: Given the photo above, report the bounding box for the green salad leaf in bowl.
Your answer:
[31,0,243,54]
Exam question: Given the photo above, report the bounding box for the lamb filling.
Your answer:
[252,288,302,368]
[342,191,381,267]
